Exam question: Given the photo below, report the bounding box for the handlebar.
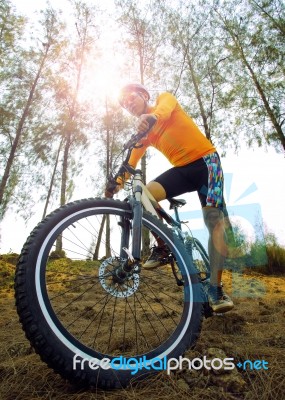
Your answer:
[123,115,157,150]
[106,115,157,194]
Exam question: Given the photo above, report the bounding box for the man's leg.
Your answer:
[202,206,234,312]
[142,181,170,268]
[202,206,226,286]
[146,181,166,202]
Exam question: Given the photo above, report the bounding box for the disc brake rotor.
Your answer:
[98,257,140,298]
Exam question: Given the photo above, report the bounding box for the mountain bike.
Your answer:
[15,117,211,389]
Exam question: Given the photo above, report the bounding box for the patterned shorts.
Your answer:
[202,153,224,208]
[153,152,224,209]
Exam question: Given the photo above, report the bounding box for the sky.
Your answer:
[1,144,284,254]
[1,0,284,253]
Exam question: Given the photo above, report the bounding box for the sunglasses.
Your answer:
[120,92,139,108]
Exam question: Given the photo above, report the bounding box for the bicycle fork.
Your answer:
[130,171,144,261]
[115,171,144,281]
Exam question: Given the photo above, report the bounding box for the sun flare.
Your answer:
[79,26,129,107]
[79,59,125,106]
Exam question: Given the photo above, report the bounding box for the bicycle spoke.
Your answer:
[15,186,203,389]
[141,273,184,304]
[49,276,98,301]
[133,292,162,342]
[44,208,186,356]
[141,279,181,326]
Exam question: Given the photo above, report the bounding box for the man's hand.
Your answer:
[105,181,119,198]
[105,189,114,198]
[137,114,157,134]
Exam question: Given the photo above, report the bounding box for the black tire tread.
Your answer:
[15,197,203,388]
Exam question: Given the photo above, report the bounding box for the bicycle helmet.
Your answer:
[119,83,150,107]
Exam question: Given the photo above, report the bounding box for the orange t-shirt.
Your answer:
[128,92,216,168]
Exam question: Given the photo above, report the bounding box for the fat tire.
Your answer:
[15,198,203,389]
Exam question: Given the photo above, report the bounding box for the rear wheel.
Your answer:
[15,198,203,388]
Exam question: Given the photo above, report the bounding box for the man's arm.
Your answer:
[152,92,178,121]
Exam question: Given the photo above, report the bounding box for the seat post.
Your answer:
[173,206,181,227]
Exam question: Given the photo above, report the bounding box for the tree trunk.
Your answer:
[185,49,211,141]
[93,214,106,260]
[42,138,63,219]
[230,33,285,151]
[60,132,71,207]
[0,45,50,216]
[55,132,71,253]
[218,12,285,151]
[104,98,112,256]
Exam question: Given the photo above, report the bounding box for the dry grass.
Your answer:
[1,259,285,400]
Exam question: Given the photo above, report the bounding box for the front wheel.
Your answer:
[15,198,203,389]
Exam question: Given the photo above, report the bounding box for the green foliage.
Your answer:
[47,258,100,274]
[0,252,19,265]
[0,260,14,290]
[249,232,285,275]
[0,4,68,219]
[226,221,249,253]
[265,242,285,274]
[0,0,284,228]
[0,0,26,62]
[225,219,285,275]
[246,239,268,269]
[213,0,285,152]
[0,252,19,290]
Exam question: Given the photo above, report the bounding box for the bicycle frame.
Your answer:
[132,170,160,218]
[122,168,184,263]
[111,119,186,266]
[133,169,183,228]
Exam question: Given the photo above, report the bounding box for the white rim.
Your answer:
[35,205,194,370]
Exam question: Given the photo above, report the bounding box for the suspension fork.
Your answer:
[131,170,144,260]
[119,215,131,259]
[117,170,153,274]
[118,170,144,261]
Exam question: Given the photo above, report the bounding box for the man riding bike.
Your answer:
[105,83,234,313]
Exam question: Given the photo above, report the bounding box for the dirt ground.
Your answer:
[0,263,285,400]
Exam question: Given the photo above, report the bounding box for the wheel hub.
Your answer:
[98,257,140,298]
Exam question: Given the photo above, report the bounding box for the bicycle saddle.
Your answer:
[168,198,187,209]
